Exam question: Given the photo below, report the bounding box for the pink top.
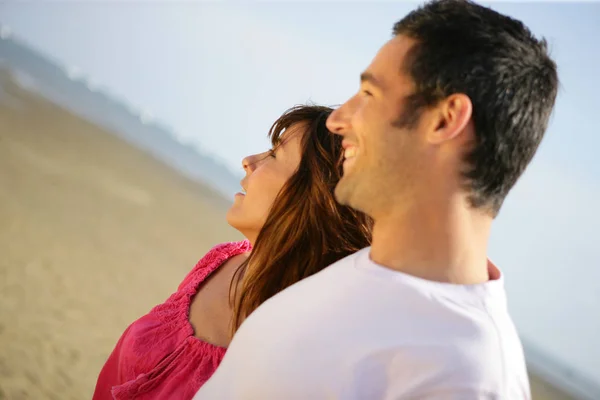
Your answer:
[93,240,252,400]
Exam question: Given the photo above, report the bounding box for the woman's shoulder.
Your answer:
[208,240,252,259]
[177,240,252,291]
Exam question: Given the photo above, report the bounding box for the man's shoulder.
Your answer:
[237,248,368,329]
[276,247,368,291]
[349,336,528,398]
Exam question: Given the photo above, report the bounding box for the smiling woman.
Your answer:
[92,104,373,400]
[227,105,374,334]
[226,121,305,244]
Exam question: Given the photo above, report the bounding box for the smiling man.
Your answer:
[194,1,558,399]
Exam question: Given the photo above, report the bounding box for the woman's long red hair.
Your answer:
[230,105,373,333]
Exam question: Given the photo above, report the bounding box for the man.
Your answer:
[195,0,558,398]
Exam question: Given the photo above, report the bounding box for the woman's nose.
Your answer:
[242,154,258,174]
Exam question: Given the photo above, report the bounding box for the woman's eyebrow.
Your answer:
[272,131,291,149]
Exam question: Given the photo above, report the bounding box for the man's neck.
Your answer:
[369,196,492,285]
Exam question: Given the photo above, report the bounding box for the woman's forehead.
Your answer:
[273,122,306,147]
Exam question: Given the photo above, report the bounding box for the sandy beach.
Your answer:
[0,72,573,399]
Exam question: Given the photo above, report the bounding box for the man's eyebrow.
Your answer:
[360,71,384,89]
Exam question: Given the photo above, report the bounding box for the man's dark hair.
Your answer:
[393,0,558,215]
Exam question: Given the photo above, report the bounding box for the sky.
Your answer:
[1,0,599,388]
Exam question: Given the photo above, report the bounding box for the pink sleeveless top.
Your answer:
[93,240,252,400]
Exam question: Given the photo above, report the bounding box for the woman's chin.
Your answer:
[225,208,239,229]
[226,209,247,232]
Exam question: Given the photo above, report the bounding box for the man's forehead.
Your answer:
[365,35,416,89]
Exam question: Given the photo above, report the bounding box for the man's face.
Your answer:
[326,35,427,218]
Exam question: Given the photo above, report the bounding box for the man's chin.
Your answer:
[334,178,355,207]
[335,175,372,215]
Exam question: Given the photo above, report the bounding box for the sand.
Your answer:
[0,73,242,399]
[0,73,573,399]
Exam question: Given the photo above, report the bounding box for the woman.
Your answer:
[93,105,372,399]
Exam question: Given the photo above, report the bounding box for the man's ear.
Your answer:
[426,93,473,145]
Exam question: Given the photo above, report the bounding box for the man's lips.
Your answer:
[344,146,357,159]
[342,140,358,161]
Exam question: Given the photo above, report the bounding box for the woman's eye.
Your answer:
[268,149,276,158]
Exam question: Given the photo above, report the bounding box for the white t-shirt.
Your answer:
[194,247,530,399]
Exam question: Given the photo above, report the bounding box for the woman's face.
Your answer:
[227,123,304,243]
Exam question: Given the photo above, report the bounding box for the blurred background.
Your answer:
[0,1,598,399]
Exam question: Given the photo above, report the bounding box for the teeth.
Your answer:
[344,147,357,159]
